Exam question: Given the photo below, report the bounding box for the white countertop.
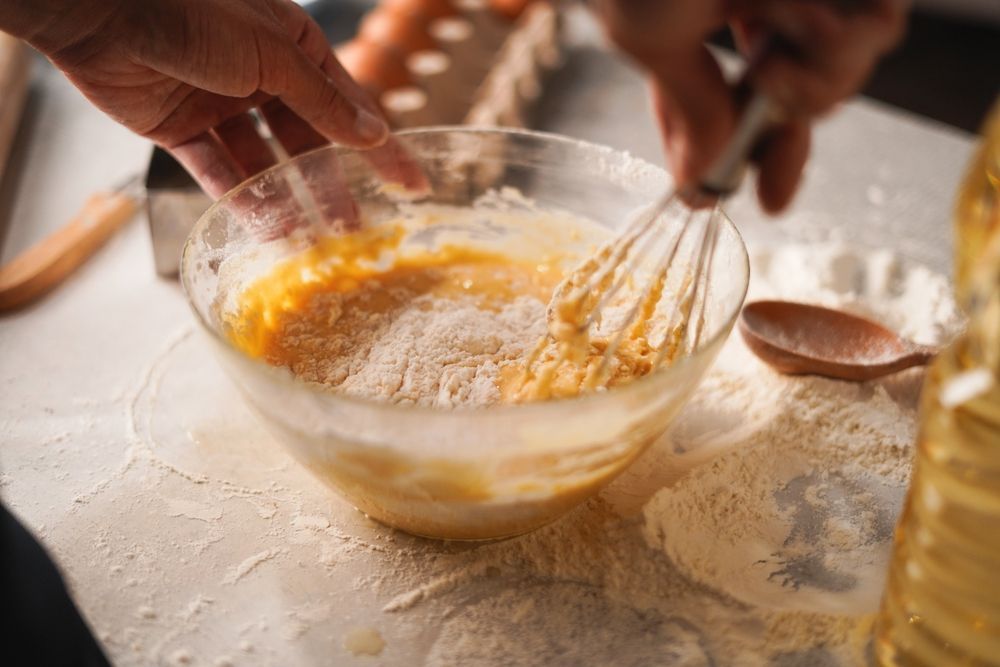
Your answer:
[0,18,977,667]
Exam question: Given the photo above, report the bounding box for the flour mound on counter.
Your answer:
[642,242,961,615]
[643,363,913,614]
[750,243,959,344]
[282,289,546,408]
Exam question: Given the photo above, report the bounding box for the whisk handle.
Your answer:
[699,92,781,197]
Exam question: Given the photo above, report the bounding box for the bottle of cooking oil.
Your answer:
[874,101,1000,666]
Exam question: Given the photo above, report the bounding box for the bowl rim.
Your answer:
[181,126,750,418]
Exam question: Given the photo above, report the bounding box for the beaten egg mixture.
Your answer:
[224,207,682,405]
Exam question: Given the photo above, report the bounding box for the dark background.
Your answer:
[861,9,998,133]
[711,7,1000,133]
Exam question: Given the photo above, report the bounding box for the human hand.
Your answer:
[597,0,909,212]
[10,0,391,198]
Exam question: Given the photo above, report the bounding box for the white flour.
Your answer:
[283,288,546,407]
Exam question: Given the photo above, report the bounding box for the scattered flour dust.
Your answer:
[376,243,961,667]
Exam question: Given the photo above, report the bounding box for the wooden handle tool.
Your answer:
[0,176,143,311]
[0,32,32,184]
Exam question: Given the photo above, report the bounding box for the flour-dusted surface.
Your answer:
[6,237,958,666]
[2,25,976,667]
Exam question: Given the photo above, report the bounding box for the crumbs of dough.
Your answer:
[344,627,385,656]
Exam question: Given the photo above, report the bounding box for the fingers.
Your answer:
[597,0,727,60]
[169,132,244,200]
[168,108,297,199]
[361,137,431,194]
[261,91,429,198]
[168,109,287,199]
[599,0,907,216]
[214,113,278,179]
[259,98,328,157]
[294,149,362,233]
[263,0,389,149]
[731,0,905,213]
[258,99,361,232]
[755,119,810,213]
[269,0,386,120]
[648,45,738,189]
[143,88,269,147]
[734,0,908,116]
[266,2,428,194]
[172,1,423,203]
[596,2,738,190]
[269,49,389,149]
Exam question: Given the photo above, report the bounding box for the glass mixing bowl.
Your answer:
[181,128,749,540]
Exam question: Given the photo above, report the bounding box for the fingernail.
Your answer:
[355,108,389,145]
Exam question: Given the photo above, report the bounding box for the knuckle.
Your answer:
[256,34,298,95]
[314,82,353,121]
[230,65,262,98]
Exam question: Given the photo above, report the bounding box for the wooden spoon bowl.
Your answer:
[739,300,938,382]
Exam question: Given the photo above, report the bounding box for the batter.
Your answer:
[225,204,681,406]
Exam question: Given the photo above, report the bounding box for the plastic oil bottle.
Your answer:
[874,101,1000,666]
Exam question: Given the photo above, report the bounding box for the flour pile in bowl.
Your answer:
[268,274,548,407]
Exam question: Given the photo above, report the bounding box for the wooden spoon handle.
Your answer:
[903,345,938,367]
[0,190,140,311]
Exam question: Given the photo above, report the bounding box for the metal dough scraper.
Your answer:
[144,147,211,277]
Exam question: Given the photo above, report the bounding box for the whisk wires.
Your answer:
[511,189,724,401]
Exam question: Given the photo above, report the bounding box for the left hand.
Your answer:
[25,0,391,198]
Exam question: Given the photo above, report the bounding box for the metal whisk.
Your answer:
[515,93,779,400]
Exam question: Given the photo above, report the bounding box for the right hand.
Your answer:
[597,0,909,212]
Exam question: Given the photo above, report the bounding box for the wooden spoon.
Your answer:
[0,176,142,312]
[739,300,938,381]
